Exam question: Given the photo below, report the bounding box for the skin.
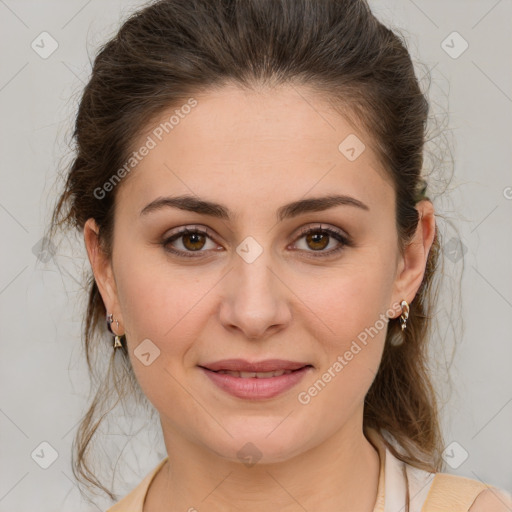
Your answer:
[84,83,436,512]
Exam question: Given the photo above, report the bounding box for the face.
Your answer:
[86,83,432,464]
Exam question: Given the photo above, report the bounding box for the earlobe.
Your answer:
[83,218,119,317]
[392,200,436,308]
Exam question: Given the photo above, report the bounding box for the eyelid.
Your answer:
[164,224,217,241]
[294,223,350,242]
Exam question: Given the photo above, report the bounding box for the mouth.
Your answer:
[200,366,312,378]
[198,360,314,400]
[198,358,313,373]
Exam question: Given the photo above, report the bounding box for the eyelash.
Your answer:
[162,224,351,259]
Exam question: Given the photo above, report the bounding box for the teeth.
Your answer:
[216,369,294,378]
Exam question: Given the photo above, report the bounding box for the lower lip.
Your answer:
[200,366,312,400]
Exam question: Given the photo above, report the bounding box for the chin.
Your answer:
[204,421,310,465]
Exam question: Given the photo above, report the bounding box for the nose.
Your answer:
[218,251,292,341]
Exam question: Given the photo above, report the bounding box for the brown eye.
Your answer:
[162,227,219,258]
[305,231,330,251]
[181,232,207,251]
[293,225,351,257]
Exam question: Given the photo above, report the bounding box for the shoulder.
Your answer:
[468,487,512,511]
[421,471,511,511]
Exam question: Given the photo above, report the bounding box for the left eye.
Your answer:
[162,224,350,258]
[291,224,350,257]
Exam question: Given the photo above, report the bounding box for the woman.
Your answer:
[47,0,511,510]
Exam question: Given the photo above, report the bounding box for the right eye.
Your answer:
[162,226,222,258]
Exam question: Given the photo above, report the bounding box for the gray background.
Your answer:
[1,0,511,510]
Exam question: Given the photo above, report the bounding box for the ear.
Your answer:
[391,200,436,314]
[83,218,122,328]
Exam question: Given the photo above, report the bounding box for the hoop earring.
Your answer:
[106,312,124,349]
[399,300,410,331]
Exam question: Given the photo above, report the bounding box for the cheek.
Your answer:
[298,256,395,407]
[309,257,396,350]
[112,251,218,394]
[114,246,207,341]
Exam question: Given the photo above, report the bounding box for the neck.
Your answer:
[145,416,381,512]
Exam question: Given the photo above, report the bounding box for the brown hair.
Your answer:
[47,0,450,501]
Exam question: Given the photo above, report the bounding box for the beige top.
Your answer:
[106,428,502,512]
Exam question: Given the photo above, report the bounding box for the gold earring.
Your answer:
[107,312,124,349]
[399,300,409,331]
[113,334,123,349]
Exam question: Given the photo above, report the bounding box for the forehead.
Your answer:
[116,83,394,220]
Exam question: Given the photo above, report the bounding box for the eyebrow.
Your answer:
[140,193,369,222]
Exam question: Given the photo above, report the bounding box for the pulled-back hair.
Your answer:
[48,0,449,501]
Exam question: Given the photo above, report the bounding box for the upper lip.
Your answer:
[199,359,312,372]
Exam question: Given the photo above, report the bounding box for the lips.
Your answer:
[217,370,294,379]
[199,358,311,373]
[199,362,313,399]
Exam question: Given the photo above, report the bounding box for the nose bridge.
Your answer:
[219,239,291,339]
[238,247,277,298]
[232,228,279,295]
